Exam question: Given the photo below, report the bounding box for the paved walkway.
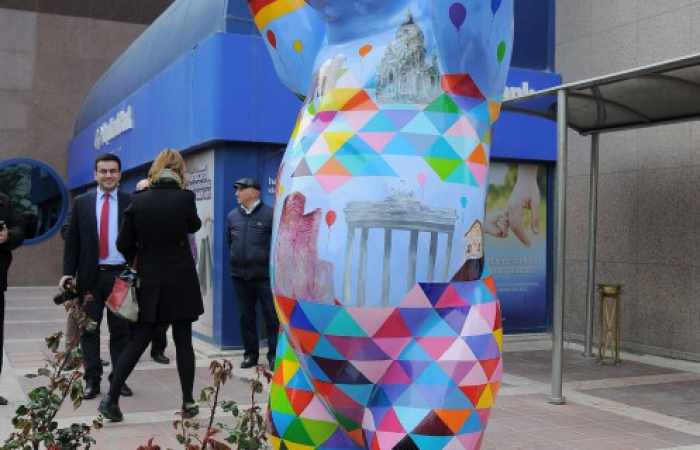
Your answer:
[2,287,700,449]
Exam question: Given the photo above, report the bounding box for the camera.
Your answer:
[53,278,80,305]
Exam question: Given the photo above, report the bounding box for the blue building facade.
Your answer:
[67,0,559,347]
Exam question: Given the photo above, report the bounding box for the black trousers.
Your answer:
[80,269,131,383]
[109,320,195,404]
[231,277,278,362]
[0,290,4,376]
[150,323,168,355]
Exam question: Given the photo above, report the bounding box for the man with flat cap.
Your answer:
[226,177,278,369]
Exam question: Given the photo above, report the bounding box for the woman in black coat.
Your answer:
[99,149,203,422]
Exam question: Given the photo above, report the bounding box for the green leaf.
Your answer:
[44,333,63,352]
[70,380,84,409]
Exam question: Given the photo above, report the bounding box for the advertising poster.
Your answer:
[485,162,549,332]
[185,150,215,339]
[258,148,284,208]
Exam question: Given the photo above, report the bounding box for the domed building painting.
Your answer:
[376,14,440,104]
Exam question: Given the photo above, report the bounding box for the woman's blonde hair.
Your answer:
[148,148,186,187]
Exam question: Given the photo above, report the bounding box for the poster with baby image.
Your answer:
[485,162,549,332]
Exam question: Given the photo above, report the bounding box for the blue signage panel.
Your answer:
[493,69,561,162]
[512,0,555,71]
[66,33,301,189]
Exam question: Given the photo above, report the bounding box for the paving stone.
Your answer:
[2,288,700,449]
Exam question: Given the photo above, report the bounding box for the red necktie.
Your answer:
[99,193,110,259]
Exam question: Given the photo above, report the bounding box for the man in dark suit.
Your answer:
[61,153,133,399]
[0,192,24,405]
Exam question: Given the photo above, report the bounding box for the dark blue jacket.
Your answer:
[226,202,273,280]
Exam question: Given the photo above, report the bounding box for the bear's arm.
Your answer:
[428,0,513,101]
[247,0,327,97]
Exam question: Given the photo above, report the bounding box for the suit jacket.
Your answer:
[0,193,25,292]
[62,190,131,293]
[117,180,203,323]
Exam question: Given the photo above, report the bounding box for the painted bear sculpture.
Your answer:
[247,1,513,448]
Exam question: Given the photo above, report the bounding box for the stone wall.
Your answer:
[0,7,145,286]
[557,0,700,359]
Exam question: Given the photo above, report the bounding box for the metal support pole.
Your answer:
[583,133,600,357]
[550,89,567,405]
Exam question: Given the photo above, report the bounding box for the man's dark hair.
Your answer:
[94,153,122,171]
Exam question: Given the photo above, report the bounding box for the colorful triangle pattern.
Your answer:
[289,85,493,193]
[269,277,502,449]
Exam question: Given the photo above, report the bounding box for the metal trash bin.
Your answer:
[597,284,621,365]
